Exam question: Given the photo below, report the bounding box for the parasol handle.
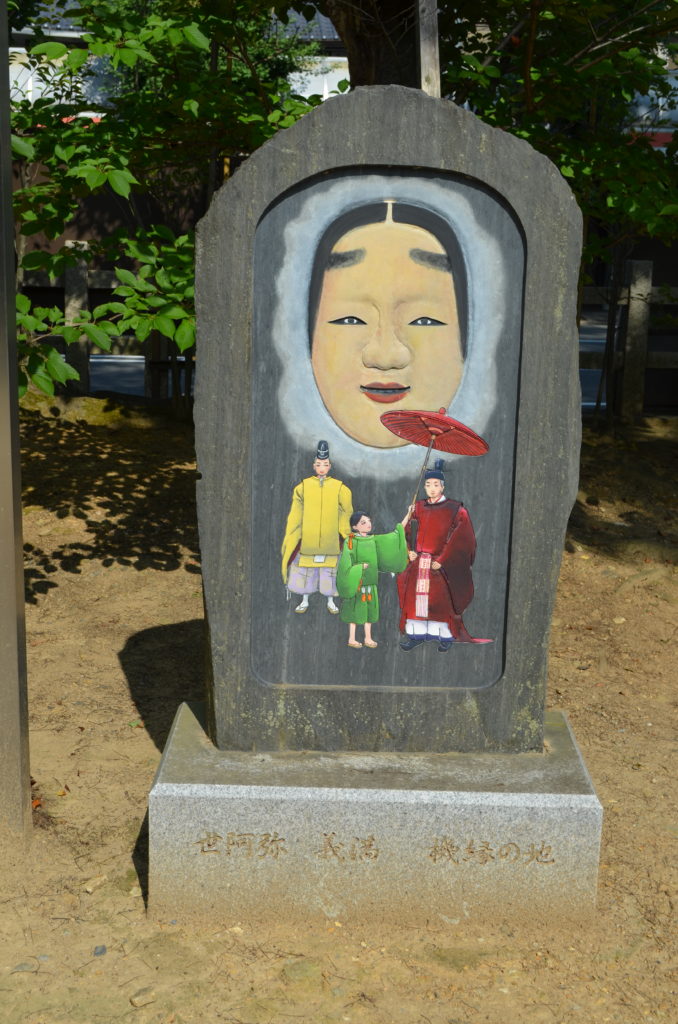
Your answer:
[410,435,436,511]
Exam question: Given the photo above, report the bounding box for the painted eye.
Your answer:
[409,316,446,326]
[328,316,367,326]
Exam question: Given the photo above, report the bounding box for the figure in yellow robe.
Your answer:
[281,441,352,614]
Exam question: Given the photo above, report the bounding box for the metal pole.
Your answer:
[0,6,32,843]
[417,0,441,98]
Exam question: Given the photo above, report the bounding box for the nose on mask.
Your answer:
[361,330,410,369]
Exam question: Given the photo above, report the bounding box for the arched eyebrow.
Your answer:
[327,249,365,270]
[410,248,451,271]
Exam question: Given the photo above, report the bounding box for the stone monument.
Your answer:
[149,86,601,924]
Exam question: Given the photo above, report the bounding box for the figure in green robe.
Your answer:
[337,508,412,649]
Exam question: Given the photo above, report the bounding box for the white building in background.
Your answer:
[10,7,349,106]
[289,55,349,100]
[283,10,349,100]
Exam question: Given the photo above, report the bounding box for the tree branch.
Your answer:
[575,17,678,75]
[231,30,273,113]
[523,1,540,113]
[564,1,676,67]
[480,18,528,68]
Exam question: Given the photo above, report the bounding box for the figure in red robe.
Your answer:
[397,459,491,652]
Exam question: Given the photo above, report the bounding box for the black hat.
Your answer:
[424,459,445,482]
[316,440,330,460]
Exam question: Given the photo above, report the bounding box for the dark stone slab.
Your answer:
[195,86,582,752]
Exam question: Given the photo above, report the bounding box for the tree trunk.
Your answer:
[324,0,419,87]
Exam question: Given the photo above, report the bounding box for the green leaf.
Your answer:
[115,267,138,287]
[153,314,175,339]
[20,251,49,272]
[97,320,121,336]
[136,319,153,342]
[183,24,210,51]
[11,135,35,160]
[81,323,112,351]
[153,225,176,242]
[46,348,80,384]
[32,374,57,396]
[17,313,39,332]
[175,318,195,352]
[183,99,199,117]
[84,167,108,189]
[659,204,678,216]
[93,301,127,318]
[143,293,169,308]
[16,294,30,315]
[54,143,76,163]
[30,41,68,60]
[108,169,133,198]
[156,304,188,319]
[116,317,139,333]
[66,48,89,72]
[155,268,173,291]
[61,325,82,344]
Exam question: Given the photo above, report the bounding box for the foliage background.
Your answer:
[9,0,678,396]
[9,0,320,395]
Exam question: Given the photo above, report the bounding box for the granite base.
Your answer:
[148,704,602,925]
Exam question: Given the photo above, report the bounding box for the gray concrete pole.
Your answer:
[0,8,32,843]
[622,260,653,423]
[417,0,441,98]
[63,240,91,394]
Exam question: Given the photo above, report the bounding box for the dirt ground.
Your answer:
[1,397,676,1024]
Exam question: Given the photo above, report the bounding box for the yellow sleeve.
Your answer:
[281,482,303,583]
[338,482,353,539]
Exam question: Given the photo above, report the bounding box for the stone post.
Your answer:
[417,0,441,98]
[63,241,90,394]
[622,259,653,422]
[0,8,31,844]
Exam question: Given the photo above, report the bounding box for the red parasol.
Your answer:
[381,408,489,508]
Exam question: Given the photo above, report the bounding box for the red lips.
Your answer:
[360,382,411,404]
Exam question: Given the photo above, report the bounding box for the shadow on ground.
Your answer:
[568,419,678,563]
[121,618,207,907]
[118,618,206,753]
[20,402,201,603]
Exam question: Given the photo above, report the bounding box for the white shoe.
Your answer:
[295,599,309,614]
[327,598,339,614]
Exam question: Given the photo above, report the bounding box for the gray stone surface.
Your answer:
[195,85,582,752]
[0,9,31,841]
[149,704,602,924]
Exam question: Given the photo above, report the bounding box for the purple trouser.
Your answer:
[287,553,338,597]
